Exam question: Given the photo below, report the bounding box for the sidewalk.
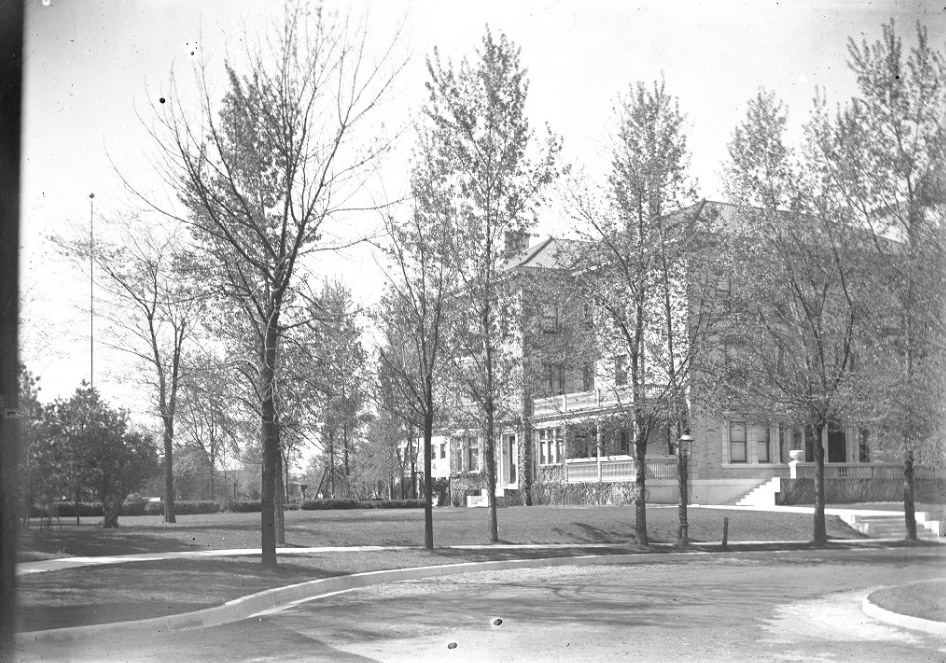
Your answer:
[17,537,945,644]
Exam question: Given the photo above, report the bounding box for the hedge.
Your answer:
[141,501,221,516]
[227,500,262,513]
[300,498,425,510]
[776,478,946,505]
[36,500,223,517]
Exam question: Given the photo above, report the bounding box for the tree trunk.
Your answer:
[102,492,122,529]
[520,405,533,507]
[163,416,176,523]
[259,323,280,571]
[633,431,648,546]
[327,431,335,498]
[409,432,418,499]
[75,487,80,525]
[812,421,827,544]
[343,420,350,497]
[903,449,918,540]
[275,448,285,546]
[423,409,434,549]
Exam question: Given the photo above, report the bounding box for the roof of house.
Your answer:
[502,236,588,272]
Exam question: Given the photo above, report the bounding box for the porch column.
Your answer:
[596,423,603,482]
[562,425,569,482]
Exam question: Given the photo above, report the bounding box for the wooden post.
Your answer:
[722,517,729,551]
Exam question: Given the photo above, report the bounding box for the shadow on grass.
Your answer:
[17,527,198,558]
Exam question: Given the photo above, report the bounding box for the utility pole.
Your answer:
[89,192,94,390]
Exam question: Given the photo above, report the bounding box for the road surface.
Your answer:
[16,547,946,662]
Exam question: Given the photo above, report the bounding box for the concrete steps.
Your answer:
[841,512,943,540]
[735,477,781,506]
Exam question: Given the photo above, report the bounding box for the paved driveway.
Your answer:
[17,547,946,662]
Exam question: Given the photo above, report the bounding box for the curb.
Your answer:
[861,585,946,637]
[16,552,645,645]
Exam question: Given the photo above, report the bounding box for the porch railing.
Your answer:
[790,462,944,480]
[563,455,677,483]
[533,384,668,418]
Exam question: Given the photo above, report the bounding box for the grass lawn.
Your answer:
[18,504,864,560]
[15,504,872,632]
[869,579,946,623]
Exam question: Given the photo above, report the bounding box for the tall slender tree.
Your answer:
[146,5,403,569]
[422,29,560,542]
[376,200,455,547]
[808,21,946,539]
[567,81,710,545]
[722,90,874,544]
[57,218,198,523]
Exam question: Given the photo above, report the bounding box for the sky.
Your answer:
[19,0,946,413]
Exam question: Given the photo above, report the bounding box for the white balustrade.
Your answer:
[563,455,676,483]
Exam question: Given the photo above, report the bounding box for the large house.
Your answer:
[407,201,942,507]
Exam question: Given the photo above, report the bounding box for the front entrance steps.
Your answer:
[735,477,782,506]
[839,512,943,540]
[733,479,942,539]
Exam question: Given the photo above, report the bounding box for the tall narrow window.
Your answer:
[858,428,870,463]
[757,427,770,463]
[467,437,480,472]
[619,429,631,454]
[545,364,564,395]
[615,354,628,386]
[730,421,747,463]
[506,435,517,483]
[541,303,560,333]
[582,364,594,391]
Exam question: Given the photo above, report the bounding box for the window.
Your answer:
[716,275,732,310]
[452,440,462,472]
[506,434,517,483]
[619,429,631,454]
[858,428,870,462]
[730,421,747,463]
[439,443,446,460]
[615,354,628,386]
[582,364,594,391]
[466,437,480,472]
[757,427,770,463]
[537,428,561,465]
[545,363,564,395]
[541,303,560,333]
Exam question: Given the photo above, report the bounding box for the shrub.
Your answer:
[52,501,103,517]
[300,498,424,510]
[227,500,262,513]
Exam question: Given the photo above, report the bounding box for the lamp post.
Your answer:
[88,192,94,390]
[677,433,694,547]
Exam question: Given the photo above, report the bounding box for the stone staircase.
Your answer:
[733,479,943,540]
[839,512,943,540]
[735,477,782,506]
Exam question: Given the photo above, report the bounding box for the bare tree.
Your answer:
[144,5,404,569]
[566,81,713,545]
[57,218,199,523]
[808,21,946,539]
[722,90,875,544]
[423,29,561,543]
[376,201,456,547]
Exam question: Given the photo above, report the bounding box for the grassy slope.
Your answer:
[18,504,865,559]
[15,504,877,632]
